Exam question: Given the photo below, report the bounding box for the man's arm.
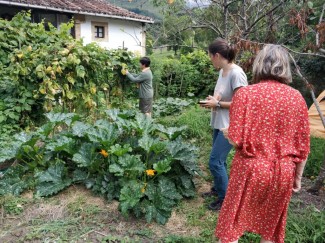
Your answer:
[126,71,146,83]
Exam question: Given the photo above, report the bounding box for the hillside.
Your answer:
[106,0,162,20]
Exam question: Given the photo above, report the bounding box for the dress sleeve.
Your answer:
[228,88,248,150]
[293,96,310,163]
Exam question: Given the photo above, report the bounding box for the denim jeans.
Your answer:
[209,129,233,201]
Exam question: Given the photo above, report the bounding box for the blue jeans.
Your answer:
[209,129,233,201]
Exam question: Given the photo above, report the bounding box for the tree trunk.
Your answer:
[308,149,325,195]
[223,0,228,40]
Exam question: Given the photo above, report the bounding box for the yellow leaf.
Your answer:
[90,87,97,94]
[56,66,62,74]
[45,66,53,74]
[39,88,46,94]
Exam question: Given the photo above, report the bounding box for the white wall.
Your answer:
[80,15,146,56]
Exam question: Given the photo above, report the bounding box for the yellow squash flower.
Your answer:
[99,149,109,158]
[146,169,156,176]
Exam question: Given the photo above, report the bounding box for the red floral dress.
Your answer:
[215,81,310,243]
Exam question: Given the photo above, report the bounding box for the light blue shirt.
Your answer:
[211,65,248,129]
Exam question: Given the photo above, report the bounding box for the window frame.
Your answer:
[91,21,109,42]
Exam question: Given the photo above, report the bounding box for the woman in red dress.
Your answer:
[215,44,310,243]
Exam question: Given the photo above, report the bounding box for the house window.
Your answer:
[39,13,57,30]
[95,26,105,38]
[32,12,72,32]
[91,22,108,42]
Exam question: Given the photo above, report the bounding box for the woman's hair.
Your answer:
[140,57,151,67]
[252,44,292,84]
[208,38,236,62]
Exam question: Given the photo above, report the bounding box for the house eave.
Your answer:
[0,0,154,24]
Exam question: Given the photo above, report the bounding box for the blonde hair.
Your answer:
[252,44,292,84]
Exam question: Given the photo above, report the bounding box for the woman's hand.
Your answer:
[292,175,302,193]
[200,95,219,108]
[221,127,229,139]
[221,127,237,148]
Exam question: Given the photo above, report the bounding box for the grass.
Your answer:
[286,203,325,243]
[305,136,325,178]
[157,105,211,141]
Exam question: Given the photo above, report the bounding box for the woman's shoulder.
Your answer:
[230,64,245,71]
[229,64,247,77]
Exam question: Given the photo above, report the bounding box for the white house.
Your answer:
[0,0,154,55]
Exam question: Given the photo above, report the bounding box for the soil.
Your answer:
[0,177,324,243]
[291,177,325,211]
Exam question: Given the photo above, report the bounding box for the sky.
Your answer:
[186,0,210,8]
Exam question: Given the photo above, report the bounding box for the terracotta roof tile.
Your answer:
[1,0,153,22]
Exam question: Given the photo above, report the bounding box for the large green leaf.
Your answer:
[13,132,32,143]
[72,169,89,182]
[119,180,143,216]
[153,158,172,175]
[0,140,22,163]
[167,139,200,175]
[110,144,132,157]
[0,177,28,196]
[35,163,72,197]
[131,113,156,134]
[150,140,167,154]
[36,179,72,197]
[45,135,74,154]
[72,143,100,167]
[109,154,145,177]
[105,109,120,122]
[156,125,187,140]
[94,119,112,130]
[143,178,182,224]
[76,65,85,78]
[37,163,65,183]
[0,166,29,196]
[72,121,91,137]
[157,176,182,201]
[86,125,118,147]
[45,112,79,126]
[138,134,154,153]
[176,174,196,197]
[36,122,55,137]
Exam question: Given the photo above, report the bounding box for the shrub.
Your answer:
[150,50,217,98]
[0,12,138,133]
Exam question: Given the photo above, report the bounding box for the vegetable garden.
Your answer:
[0,11,324,242]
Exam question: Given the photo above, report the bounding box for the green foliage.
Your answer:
[0,110,200,224]
[150,50,217,98]
[158,105,211,140]
[304,137,325,177]
[153,97,193,117]
[0,195,28,215]
[0,12,138,134]
[285,206,325,243]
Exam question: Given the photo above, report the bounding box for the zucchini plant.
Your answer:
[0,109,200,224]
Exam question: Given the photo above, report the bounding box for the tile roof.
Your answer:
[0,0,154,23]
